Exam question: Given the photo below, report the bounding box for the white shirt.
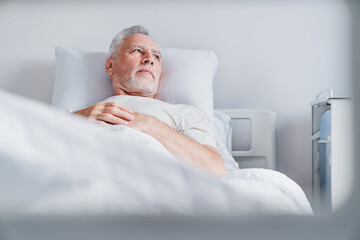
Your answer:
[102,95,217,148]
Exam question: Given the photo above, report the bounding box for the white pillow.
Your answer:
[52,46,217,118]
[213,110,232,152]
[213,110,239,171]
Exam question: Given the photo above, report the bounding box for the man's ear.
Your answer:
[105,57,114,76]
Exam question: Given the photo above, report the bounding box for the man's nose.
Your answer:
[142,52,154,65]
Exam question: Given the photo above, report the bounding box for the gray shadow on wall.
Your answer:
[276,113,313,202]
[3,61,56,104]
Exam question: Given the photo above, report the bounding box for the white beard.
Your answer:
[122,73,157,96]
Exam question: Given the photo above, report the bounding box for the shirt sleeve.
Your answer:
[179,106,217,149]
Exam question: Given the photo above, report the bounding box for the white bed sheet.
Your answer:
[0,90,312,215]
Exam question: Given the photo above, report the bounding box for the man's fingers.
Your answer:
[105,102,133,114]
[103,106,134,121]
[96,113,129,125]
[75,101,134,125]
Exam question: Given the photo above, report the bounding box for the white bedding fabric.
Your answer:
[0,90,312,215]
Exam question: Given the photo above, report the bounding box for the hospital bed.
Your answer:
[0,46,312,239]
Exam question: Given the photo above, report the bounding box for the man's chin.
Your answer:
[125,77,158,96]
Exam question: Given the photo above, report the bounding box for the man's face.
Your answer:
[106,33,162,97]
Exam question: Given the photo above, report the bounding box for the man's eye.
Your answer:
[134,49,143,54]
[154,55,160,61]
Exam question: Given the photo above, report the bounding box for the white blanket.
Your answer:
[0,90,312,215]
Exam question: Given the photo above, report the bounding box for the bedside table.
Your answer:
[311,89,354,212]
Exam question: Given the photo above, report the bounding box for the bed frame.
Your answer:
[217,109,277,170]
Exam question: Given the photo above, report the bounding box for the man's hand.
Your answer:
[74,102,134,125]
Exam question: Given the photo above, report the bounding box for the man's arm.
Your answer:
[128,113,226,177]
[74,102,226,176]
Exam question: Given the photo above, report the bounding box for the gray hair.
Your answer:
[109,25,149,58]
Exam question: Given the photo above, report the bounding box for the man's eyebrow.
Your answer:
[151,49,161,57]
[128,44,145,50]
[129,45,161,56]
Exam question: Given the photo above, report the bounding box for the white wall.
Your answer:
[0,0,352,200]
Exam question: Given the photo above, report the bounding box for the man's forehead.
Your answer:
[123,34,160,53]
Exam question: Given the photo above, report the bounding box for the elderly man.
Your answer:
[75,26,225,176]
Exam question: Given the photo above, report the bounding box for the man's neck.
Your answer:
[113,88,155,98]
